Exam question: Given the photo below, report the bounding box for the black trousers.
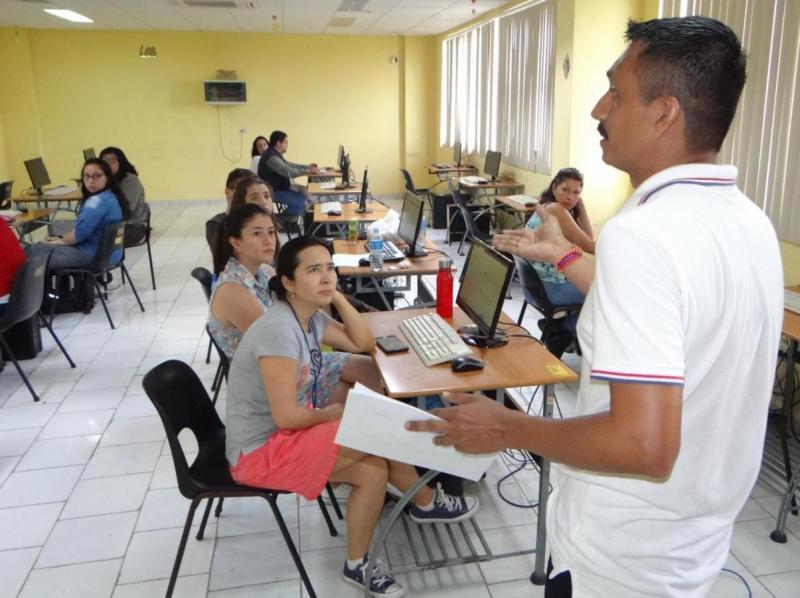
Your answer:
[545,558,572,598]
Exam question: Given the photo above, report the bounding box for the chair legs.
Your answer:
[90,277,116,329]
[211,367,227,405]
[146,237,157,289]
[517,302,528,326]
[167,498,202,598]
[205,338,213,365]
[317,495,339,537]
[326,482,344,520]
[122,264,146,314]
[264,495,317,598]
[0,335,39,402]
[39,312,76,368]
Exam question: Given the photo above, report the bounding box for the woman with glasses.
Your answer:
[26,158,129,270]
[99,147,147,244]
[524,167,594,334]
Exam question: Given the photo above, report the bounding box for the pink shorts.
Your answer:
[230,420,341,500]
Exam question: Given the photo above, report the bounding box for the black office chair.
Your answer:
[190,267,215,367]
[449,189,493,255]
[0,180,12,210]
[0,254,75,402]
[124,204,156,290]
[400,169,433,212]
[143,360,338,598]
[273,202,301,239]
[52,221,145,330]
[513,255,582,358]
[206,325,229,405]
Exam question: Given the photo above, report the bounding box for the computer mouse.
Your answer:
[358,258,370,267]
[450,356,484,373]
[326,209,342,216]
[477,180,488,185]
[525,202,536,208]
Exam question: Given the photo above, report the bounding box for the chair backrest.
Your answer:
[0,180,12,209]
[206,324,230,369]
[400,169,415,193]
[513,254,561,316]
[142,360,234,498]
[91,221,126,271]
[0,253,47,333]
[123,203,151,248]
[190,267,214,302]
[451,189,481,238]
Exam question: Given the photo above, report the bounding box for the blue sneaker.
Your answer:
[407,482,479,524]
[341,555,404,597]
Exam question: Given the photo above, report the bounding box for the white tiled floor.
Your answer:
[1,199,799,596]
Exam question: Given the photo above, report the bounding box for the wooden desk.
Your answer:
[7,208,54,239]
[311,201,388,237]
[428,164,477,183]
[307,181,364,197]
[12,190,81,219]
[494,195,538,213]
[361,307,576,584]
[333,238,444,310]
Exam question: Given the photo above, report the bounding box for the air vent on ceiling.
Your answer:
[337,0,369,13]
[179,0,259,8]
[18,0,51,4]
[329,16,357,27]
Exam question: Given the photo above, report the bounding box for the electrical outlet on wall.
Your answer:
[240,127,247,133]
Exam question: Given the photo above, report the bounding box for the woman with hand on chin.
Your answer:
[26,158,128,270]
[226,237,479,597]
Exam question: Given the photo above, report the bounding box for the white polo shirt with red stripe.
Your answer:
[547,163,783,597]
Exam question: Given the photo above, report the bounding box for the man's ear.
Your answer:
[652,96,682,138]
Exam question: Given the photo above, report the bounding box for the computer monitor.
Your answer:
[24,157,51,195]
[397,191,427,257]
[355,169,371,213]
[340,153,351,186]
[453,142,462,166]
[455,240,514,348]
[83,147,96,161]
[0,180,12,210]
[483,150,501,181]
[337,145,344,168]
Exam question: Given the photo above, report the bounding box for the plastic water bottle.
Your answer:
[368,225,384,272]
[416,215,427,255]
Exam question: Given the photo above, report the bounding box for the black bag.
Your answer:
[42,273,95,315]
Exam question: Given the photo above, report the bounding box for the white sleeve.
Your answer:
[588,220,685,387]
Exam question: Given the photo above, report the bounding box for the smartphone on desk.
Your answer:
[376,335,409,354]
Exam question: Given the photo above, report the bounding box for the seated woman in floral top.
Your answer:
[209,204,281,359]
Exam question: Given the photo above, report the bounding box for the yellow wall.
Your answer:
[0,28,436,199]
[782,242,800,285]
[402,36,438,191]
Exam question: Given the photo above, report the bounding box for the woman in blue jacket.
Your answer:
[27,158,129,269]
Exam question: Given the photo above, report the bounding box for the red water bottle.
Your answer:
[436,257,453,319]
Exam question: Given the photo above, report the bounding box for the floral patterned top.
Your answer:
[525,212,566,284]
[208,258,275,360]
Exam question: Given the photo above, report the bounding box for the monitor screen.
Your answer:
[341,153,350,185]
[453,142,462,165]
[398,191,424,250]
[483,150,501,180]
[337,145,344,168]
[358,169,368,210]
[456,240,513,338]
[24,157,51,191]
[83,148,96,161]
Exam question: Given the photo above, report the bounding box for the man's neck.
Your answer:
[629,149,718,188]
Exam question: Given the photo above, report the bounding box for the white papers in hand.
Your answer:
[334,383,496,481]
[332,253,369,268]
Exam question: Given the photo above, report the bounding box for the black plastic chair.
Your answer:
[449,189,493,255]
[206,325,229,405]
[273,202,301,239]
[53,221,145,330]
[124,204,156,290]
[0,254,75,402]
[400,169,433,212]
[0,180,12,210]
[190,267,216,369]
[513,255,582,358]
[143,360,341,598]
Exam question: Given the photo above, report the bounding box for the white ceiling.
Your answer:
[0,0,510,36]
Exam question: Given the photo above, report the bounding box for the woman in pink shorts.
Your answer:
[225,237,479,597]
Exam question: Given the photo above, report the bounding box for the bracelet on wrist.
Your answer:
[556,246,583,272]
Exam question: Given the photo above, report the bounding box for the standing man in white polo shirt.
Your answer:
[408,16,784,597]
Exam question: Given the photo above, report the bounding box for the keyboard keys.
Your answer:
[399,313,472,366]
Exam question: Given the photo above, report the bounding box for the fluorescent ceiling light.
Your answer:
[43,9,94,23]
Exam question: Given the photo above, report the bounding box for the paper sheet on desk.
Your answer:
[334,383,497,481]
[332,253,369,268]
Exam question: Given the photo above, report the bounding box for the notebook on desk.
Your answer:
[786,289,800,315]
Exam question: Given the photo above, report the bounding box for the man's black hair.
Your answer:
[269,130,288,147]
[625,16,746,152]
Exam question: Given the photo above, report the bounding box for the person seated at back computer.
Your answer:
[226,236,479,597]
[258,130,318,217]
[205,168,253,254]
[100,147,148,245]
[26,158,129,271]
[524,167,595,339]
[249,136,269,173]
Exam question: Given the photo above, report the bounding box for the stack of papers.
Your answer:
[335,383,497,481]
